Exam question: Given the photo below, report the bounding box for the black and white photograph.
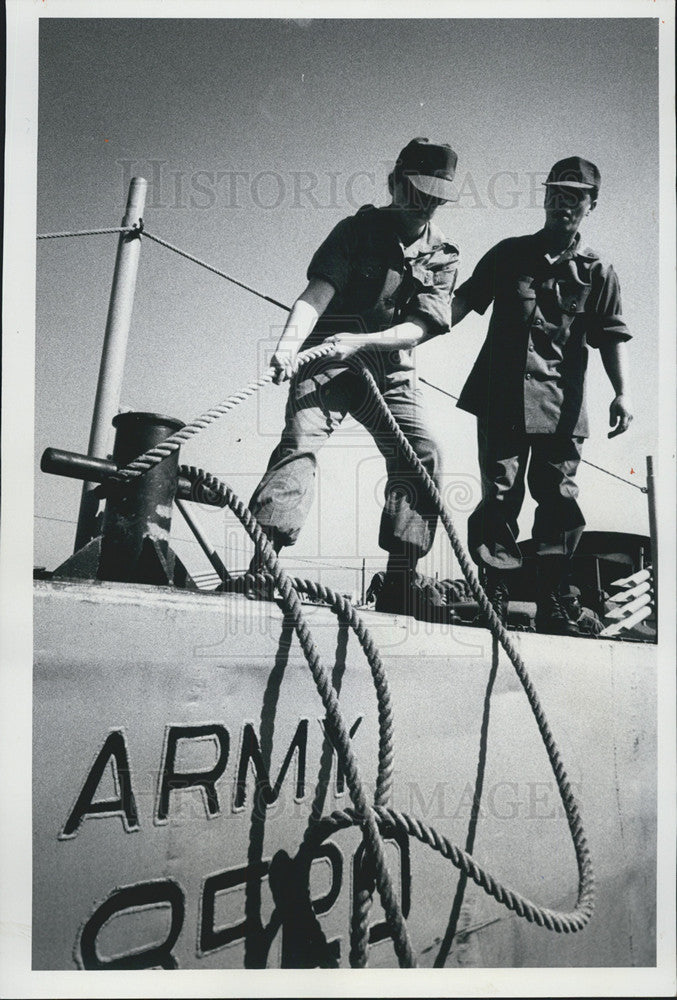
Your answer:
[1,1,675,997]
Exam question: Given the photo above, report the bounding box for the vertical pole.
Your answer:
[74,177,148,552]
[594,556,603,616]
[646,455,658,622]
[361,558,366,605]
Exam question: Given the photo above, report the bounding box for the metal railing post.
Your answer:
[74,176,147,552]
[646,455,657,621]
[175,499,232,586]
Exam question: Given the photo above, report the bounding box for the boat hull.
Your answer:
[33,578,656,969]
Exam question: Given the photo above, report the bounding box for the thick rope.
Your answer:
[38,219,600,960]
[189,519,397,969]
[208,562,395,811]
[107,344,337,484]
[301,805,592,933]
[181,465,595,953]
[100,348,596,963]
[359,366,595,925]
[186,470,416,967]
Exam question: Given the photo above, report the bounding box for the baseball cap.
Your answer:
[396,137,459,202]
[544,156,601,191]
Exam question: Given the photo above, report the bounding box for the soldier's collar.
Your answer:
[536,230,599,263]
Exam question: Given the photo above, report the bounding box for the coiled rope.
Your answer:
[359,367,595,923]
[102,344,595,964]
[185,468,416,967]
[179,461,595,960]
[40,222,597,964]
[187,494,399,968]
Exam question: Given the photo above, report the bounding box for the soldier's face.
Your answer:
[544,187,595,236]
[392,176,447,222]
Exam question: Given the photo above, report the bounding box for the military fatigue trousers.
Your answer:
[249,368,441,558]
[468,417,586,569]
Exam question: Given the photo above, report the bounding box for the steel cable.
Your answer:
[37,226,135,239]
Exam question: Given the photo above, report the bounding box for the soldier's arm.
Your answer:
[270,278,336,382]
[599,340,633,438]
[451,291,473,326]
[326,318,431,360]
[450,242,502,325]
[329,242,460,357]
[587,260,633,437]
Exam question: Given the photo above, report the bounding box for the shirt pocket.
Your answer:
[555,279,591,317]
[409,259,436,287]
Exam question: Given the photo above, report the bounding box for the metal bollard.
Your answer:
[97,412,185,584]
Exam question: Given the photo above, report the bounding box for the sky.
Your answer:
[32,14,663,592]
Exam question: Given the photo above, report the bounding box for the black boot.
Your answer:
[375,568,455,623]
[535,558,582,637]
[375,564,416,616]
[475,567,511,628]
[374,570,403,613]
[375,550,416,616]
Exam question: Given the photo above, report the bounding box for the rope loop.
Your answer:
[177,457,596,966]
[92,342,596,967]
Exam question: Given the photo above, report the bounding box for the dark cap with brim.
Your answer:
[397,137,459,202]
[543,156,601,190]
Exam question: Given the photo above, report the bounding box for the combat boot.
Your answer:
[474,567,511,628]
[375,568,456,623]
[535,590,584,636]
[534,557,583,637]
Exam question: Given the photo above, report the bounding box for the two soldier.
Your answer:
[248,144,633,633]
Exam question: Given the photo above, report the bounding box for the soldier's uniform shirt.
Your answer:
[454,230,631,569]
[302,203,459,386]
[456,230,630,435]
[249,205,459,556]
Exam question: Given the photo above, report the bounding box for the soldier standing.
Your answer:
[248,139,460,618]
[452,157,633,635]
